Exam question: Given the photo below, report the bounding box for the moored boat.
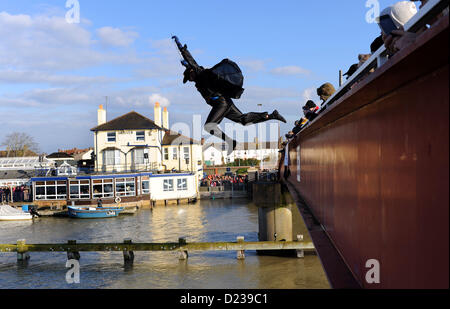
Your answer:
[0,205,33,221]
[68,206,124,219]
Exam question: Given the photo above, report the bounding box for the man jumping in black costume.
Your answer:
[173,36,286,154]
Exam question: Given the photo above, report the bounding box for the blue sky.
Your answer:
[0,0,399,153]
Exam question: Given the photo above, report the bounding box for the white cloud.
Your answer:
[301,87,320,103]
[96,27,139,47]
[0,70,124,85]
[239,59,266,72]
[0,11,32,28]
[270,65,310,76]
[0,11,104,71]
[149,94,170,107]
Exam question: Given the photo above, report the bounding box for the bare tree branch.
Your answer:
[1,132,40,157]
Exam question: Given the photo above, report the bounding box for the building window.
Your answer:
[136,131,145,142]
[107,132,116,142]
[173,147,178,160]
[92,178,114,199]
[134,149,145,165]
[115,178,136,197]
[104,149,120,166]
[184,147,190,163]
[35,180,67,200]
[163,148,169,161]
[141,176,150,194]
[163,179,174,192]
[177,178,187,191]
[69,180,90,200]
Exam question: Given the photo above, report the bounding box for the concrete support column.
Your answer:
[253,183,294,255]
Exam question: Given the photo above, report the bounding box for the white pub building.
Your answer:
[30,103,203,208]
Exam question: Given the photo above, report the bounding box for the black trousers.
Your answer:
[205,97,269,143]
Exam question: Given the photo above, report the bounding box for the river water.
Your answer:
[0,199,329,289]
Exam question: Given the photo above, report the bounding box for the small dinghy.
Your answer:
[0,205,33,221]
[68,206,124,219]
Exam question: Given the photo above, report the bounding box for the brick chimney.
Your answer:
[98,105,106,126]
[154,102,162,127]
[162,107,169,130]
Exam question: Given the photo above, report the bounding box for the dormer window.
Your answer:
[136,131,145,142]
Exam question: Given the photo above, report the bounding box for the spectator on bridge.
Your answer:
[317,83,336,105]
[382,0,448,55]
[345,54,375,86]
[286,100,320,139]
[343,63,359,80]
[377,1,418,55]
[303,100,320,122]
[371,35,385,54]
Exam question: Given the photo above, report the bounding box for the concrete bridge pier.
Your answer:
[253,183,297,256]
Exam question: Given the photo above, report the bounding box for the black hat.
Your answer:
[303,100,316,110]
[371,35,384,53]
[344,63,359,78]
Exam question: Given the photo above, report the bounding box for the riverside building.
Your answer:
[30,103,203,209]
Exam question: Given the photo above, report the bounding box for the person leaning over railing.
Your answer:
[382,0,448,55]
[285,100,320,139]
[343,54,373,82]
[317,83,336,105]
[284,83,335,140]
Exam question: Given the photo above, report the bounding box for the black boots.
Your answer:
[269,110,287,123]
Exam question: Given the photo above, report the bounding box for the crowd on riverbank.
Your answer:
[0,186,31,203]
[200,175,248,187]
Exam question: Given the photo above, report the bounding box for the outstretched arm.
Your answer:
[172,36,201,72]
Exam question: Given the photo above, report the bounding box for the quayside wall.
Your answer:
[282,17,448,289]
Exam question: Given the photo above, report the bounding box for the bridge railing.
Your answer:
[299,0,449,134]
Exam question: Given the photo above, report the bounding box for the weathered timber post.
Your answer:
[178,238,188,260]
[237,236,245,260]
[17,239,30,262]
[296,235,304,258]
[67,240,80,261]
[123,238,134,266]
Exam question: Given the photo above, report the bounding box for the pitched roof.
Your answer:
[91,111,164,132]
[162,131,201,146]
[203,143,226,152]
[46,152,74,159]
[0,170,35,180]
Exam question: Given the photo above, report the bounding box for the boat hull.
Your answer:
[0,215,33,221]
[68,207,124,219]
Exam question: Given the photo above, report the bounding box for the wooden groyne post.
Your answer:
[123,238,134,266]
[16,239,30,262]
[1,238,315,267]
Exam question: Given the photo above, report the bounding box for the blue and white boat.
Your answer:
[68,206,124,219]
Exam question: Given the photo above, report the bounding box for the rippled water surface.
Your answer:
[0,199,329,289]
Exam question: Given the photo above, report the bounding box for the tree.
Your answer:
[1,132,40,157]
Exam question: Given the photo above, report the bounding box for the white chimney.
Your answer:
[154,102,162,127]
[162,107,169,130]
[97,105,106,126]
